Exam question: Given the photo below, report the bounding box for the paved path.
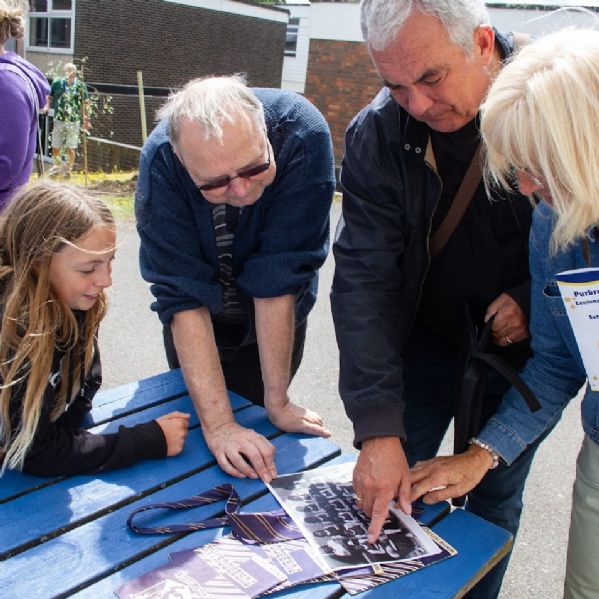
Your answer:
[101,202,581,598]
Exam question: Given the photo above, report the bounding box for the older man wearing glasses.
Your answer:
[136,75,335,482]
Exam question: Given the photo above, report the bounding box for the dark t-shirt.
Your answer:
[413,117,531,366]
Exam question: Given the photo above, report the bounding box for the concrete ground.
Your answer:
[101,201,582,598]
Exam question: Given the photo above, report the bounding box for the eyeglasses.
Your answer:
[197,138,271,192]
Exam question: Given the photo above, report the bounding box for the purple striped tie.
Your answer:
[127,483,303,544]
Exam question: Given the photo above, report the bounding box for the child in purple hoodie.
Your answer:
[0,0,49,209]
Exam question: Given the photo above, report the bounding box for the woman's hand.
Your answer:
[410,445,494,504]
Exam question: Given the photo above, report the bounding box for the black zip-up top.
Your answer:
[2,314,166,477]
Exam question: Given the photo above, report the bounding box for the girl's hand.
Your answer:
[156,412,190,456]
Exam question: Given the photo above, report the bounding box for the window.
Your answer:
[285,17,300,57]
[28,0,74,52]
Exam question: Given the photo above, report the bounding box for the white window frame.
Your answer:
[26,0,75,54]
[285,16,300,58]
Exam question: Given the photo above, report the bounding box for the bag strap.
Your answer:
[454,310,541,456]
[472,352,540,413]
[429,142,482,258]
[451,309,540,507]
[427,33,531,260]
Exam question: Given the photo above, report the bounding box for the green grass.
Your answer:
[35,170,136,219]
[102,193,135,218]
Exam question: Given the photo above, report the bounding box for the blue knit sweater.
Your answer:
[136,88,335,327]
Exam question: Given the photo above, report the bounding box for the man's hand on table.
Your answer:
[156,411,190,456]
[353,436,412,544]
[266,398,331,438]
[205,421,277,483]
[410,444,494,504]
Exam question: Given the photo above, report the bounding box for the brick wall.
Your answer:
[75,0,286,89]
[71,0,286,170]
[304,39,380,166]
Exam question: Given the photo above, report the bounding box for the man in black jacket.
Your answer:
[331,2,548,597]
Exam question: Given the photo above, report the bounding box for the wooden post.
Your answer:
[137,70,148,145]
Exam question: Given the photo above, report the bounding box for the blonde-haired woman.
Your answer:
[0,180,190,476]
[0,0,49,208]
[410,28,599,598]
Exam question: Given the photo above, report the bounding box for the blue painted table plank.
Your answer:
[1,435,341,598]
[93,394,200,432]
[0,470,56,504]
[91,392,242,434]
[91,369,248,423]
[0,406,281,558]
[413,499,449,528]
[91,368,188,410]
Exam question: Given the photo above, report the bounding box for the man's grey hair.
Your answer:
[360,0,490,53]
[157,74,266,148]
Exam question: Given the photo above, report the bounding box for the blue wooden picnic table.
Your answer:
[0,369,513,598]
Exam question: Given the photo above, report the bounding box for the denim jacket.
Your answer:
[479,201,599,464]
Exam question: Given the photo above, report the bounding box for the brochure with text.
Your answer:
[555,267,599,391]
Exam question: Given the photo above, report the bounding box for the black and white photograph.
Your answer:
[267,462,441,572]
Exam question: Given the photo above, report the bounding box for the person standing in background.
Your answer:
[44,62,89,178]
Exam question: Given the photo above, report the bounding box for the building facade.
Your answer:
[24,0,289,170]
[288,0,599,168]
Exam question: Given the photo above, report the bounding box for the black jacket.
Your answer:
[331,32,532,446]
[4,332,166,477]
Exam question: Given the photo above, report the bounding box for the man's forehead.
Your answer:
[178,114,257,146]
[374,47,450,87]
[176,117,263,177]
[370,11,461,81]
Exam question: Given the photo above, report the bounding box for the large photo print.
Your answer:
[268,462,441,572]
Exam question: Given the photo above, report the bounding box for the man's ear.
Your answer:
[474,24,495,65]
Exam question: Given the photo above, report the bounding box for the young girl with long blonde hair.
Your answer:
[0,180,189,476]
